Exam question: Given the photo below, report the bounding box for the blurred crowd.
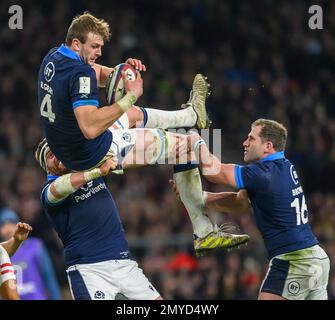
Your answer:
[0,0,334,299]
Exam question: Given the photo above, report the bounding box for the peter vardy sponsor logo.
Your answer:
[74,182,106,203]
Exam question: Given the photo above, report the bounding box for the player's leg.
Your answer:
[305,246,330,300]
[173,164,215,239]
[119,129,190,167]
[258,292,287,300]
[114,73,211,130]
[110,105,197,130]
[120,129,249,254]
[107,128,249,254]
[143,74,211,129]
[258,258,289,300]
[173,166,250,256]
[260,246,330,300]
[113,128,216,241]
[66,264,118,300]
[111,259,162,300]
[131,105,198,129]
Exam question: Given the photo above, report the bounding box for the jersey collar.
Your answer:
[57,44,82,62]
[47,174,59,181]
[259,151,285,162]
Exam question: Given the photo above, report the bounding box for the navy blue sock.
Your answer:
[173,163,198,173]
[140,107,148,127]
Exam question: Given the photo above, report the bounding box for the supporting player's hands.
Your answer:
[175,131,202,158]
[125,58,146,72]
[100,156,118,176]
[187,132,202,153]
[123,70,143,99]
[13,223,32,242]
[169,180,180,200]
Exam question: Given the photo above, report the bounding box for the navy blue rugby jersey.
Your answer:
[38,44,112,170]
[235,151,318,259]
[41,176,130,267]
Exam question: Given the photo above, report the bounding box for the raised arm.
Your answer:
[188,133,239,189]
[0,223,32,257]
[74,71,143,139]
[92,63,113,87]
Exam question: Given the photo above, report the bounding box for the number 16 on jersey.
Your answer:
[291,195,308,226]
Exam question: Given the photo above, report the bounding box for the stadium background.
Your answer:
[0,0,334,299]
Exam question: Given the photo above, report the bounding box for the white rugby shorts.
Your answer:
[66,259,160,300]
[260,245,330,300]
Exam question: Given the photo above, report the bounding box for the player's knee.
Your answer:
[127,106,144,128]
[143,129,158,147]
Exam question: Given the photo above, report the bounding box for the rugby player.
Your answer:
[35,141,162,300]
[0,219,32,300]
[37,12,249,254]
[176,119,330,299]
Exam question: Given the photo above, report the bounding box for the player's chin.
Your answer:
[244,154,252,163]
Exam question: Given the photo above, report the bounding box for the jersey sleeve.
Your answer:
[69,65,99,109]
[0,245,16,286]
[235,163,269,191]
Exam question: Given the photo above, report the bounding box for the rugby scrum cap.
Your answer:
[35,138,49,172]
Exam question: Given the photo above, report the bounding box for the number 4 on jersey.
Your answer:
[291,195,308,225]
[40,94,56,123]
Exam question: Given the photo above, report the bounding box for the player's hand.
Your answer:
[169,179,180,200]
[13,223,32,242]
[125,58,146,72]
[187,132,202,152]
[123,71,143,99]
[100,156,118,176]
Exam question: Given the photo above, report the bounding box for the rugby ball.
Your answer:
[105,63,136,104]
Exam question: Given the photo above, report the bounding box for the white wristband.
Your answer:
[194,139,206,152]
[117,92,137,112]
[84,168,102,182]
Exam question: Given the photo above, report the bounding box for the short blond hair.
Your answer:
[252,118,288,151]
[65,12,111,45]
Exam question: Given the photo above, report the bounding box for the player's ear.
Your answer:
[265,140,274,152]
[72,38,82,51]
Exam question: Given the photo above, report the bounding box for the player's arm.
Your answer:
[0,223,32,257]
[188,133,239,189]
[74,71,143,139]
[0,246,19,300]
[45,158,117,204]
[204,190,251,214]
[92,63,113,88]
[170,180,251,214]
[0,279,19,300]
